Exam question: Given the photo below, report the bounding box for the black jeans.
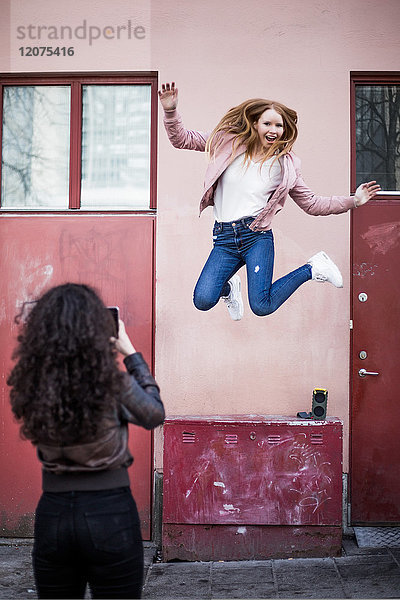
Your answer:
[32,487,144,599]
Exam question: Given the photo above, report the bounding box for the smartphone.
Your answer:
[107,306,120,337]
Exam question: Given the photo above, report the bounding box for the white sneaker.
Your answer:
[222,274,244,321]
[308,251,343,288]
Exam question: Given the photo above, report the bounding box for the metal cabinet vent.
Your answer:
[310,433,324,445]
[268,434,281,445]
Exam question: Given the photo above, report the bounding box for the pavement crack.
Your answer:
[208,561,213,598]
[142,561,153,594]
[388,548,400,568]
[332,557,350,598]
[271,560,279,597]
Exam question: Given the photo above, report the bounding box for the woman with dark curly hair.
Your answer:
[7,283,165,599]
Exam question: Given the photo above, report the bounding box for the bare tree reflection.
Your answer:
[1,86,70,207]
[356,85,400,191]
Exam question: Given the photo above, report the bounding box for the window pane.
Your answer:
[355,85,400,192]
[1,86,70,208]
[81,85,151,209]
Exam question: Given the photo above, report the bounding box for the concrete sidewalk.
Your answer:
[1,536,400,599]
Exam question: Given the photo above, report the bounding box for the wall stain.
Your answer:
[361,221,400,255]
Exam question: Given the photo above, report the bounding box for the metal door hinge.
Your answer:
[350,320,353,330]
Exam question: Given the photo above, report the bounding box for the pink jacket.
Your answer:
[163,109,356,231]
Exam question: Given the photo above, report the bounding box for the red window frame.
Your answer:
[350,71,400,204]
[0,71,158,210]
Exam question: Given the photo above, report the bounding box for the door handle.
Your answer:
[358,368,379,378]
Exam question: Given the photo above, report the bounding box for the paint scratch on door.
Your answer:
[353,262,378,277]
[214,481,225,488]
[222,504,240,513]
[0,299,6,324]
[361,221,400,255]
[185,460,210,499]
[15,261,54,315]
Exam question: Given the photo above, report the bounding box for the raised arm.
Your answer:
[159,81,209,152]
[158,81,179,112]
[113,320,165,430]
[353,181,381,206]
[121,353,164,430]
[290,170,381,216]
[290,173,356,215]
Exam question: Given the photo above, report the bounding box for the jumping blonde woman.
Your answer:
[159,82,380,321]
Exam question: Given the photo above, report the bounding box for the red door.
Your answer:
[0,214,155,538]
[351,202,400,524]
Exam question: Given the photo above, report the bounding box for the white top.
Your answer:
[213,154,283,222]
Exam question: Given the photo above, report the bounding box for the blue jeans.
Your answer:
[32,487,144,599]
[194,217,312,316]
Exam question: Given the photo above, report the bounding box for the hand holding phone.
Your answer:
[107,307,136,356]
[107,306,119,337]
[113,319,136,357]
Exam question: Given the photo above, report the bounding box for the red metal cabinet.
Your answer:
[163,416,343,560]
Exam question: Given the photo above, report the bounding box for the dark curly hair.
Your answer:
[7,283,126,445]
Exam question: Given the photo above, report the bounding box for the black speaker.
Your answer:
[311,388,328,420]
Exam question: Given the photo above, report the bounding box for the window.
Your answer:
[0,73,157,210]
[351,73,400,197]
[2,86,71,209]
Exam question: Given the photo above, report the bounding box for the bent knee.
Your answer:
[193,291,219,312]
[249,302,275,317]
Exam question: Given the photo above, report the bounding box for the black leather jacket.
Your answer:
[37,352,165,492]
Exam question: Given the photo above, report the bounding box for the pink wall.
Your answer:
[152,0,399,471]
[1,0,399,474]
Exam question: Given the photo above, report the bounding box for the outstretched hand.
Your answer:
[354,181,381,206]
[158,82,178,111]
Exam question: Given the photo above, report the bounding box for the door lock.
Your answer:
[358,292,368,302]
[358,368,379,378]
